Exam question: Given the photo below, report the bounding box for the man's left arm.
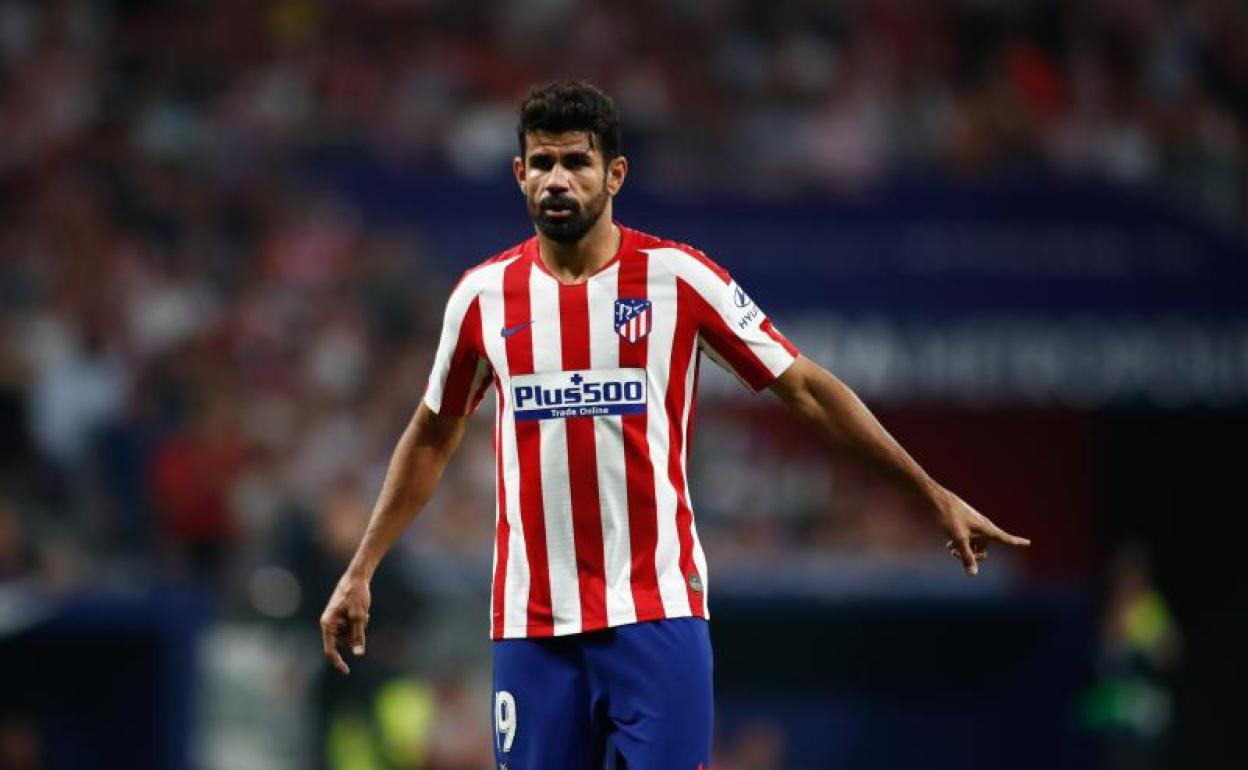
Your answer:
[769,355,1030,574]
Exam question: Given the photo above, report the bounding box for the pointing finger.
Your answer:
[988,527,1031,547]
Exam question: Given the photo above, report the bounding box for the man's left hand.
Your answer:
[933,489,1030,575]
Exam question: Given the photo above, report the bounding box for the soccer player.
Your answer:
[320,80,1030,769]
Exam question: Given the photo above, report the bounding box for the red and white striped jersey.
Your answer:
[423,225,799,639]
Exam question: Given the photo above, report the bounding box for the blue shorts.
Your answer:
[491,617,714,770]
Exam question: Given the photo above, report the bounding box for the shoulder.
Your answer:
[447,240,528,302]
[627,228,732,286]
[627,229,734,302]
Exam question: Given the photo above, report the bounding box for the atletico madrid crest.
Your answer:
[614,298,652,343]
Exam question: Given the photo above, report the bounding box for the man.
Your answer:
[321,81,1030,769]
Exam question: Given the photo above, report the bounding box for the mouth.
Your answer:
[540,199,578,221]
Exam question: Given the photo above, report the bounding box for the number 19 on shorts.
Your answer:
[494,690,516,753]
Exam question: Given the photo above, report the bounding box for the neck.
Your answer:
[535,210,620,284]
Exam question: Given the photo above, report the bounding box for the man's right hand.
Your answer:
[315,403,468,674]
[320,574,372,675]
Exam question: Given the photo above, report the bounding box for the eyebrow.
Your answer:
[528,149,594,164]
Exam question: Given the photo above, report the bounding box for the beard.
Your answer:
[528,183,609,244]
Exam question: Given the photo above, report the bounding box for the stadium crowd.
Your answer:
[3,0,1247,200]
[0,0,1235,615]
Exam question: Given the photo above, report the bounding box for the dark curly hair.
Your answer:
[516,80,622,161]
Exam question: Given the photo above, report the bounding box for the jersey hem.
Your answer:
[492,608,709,640]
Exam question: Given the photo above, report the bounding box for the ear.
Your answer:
[605,155,629,196]
[513,156,526,192]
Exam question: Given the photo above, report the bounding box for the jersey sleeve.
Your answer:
[422,278,493,417]
[670,248,800,392]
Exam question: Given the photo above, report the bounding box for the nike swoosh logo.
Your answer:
[500,320,533,338]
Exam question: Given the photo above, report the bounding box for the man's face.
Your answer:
[514,131,627,244]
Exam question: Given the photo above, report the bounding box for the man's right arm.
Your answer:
[320,401,470,674]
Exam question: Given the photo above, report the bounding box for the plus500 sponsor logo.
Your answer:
[512,368,647,421]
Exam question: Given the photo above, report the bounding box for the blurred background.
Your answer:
[1,0,1245,768]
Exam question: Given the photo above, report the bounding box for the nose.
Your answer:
[544,163,571,194]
